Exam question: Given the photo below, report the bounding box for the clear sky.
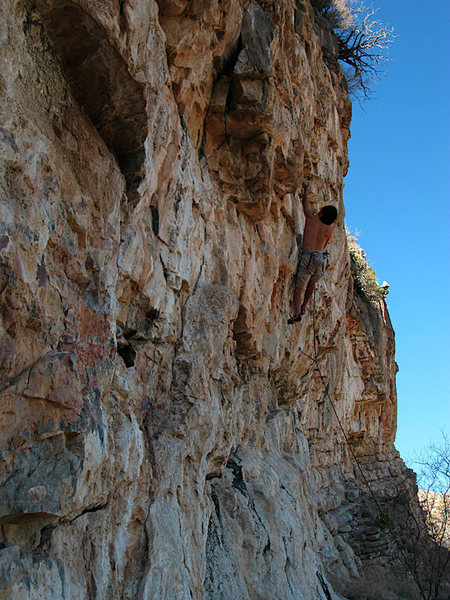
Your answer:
[342,0,450,468]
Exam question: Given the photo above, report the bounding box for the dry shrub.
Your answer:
[311,0,396,99]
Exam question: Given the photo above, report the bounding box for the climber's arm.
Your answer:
[301,183,314,218]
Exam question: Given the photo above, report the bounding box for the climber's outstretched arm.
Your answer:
[301,183,314,218]
[292,192,302,234]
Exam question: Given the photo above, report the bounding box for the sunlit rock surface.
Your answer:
[0,1,419,599]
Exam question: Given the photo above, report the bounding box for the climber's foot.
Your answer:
[288,315,302,324]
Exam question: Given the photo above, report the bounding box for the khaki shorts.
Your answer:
[295,249,326,288]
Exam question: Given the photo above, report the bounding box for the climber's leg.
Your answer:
[289,251,312,324]
[288,285,306,323]
[293,285,306,318]
[301,278,316,313]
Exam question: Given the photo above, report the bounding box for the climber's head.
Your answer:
[319,205,337,225]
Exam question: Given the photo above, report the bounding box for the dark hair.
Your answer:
[319,205,338,225]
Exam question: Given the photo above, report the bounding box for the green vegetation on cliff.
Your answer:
[346,229,389,301]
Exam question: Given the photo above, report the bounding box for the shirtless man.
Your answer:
[288,183,337,324]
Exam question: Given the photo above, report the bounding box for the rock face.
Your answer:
[0,1,419,599]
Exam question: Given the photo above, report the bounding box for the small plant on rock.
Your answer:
[346,228,388,301]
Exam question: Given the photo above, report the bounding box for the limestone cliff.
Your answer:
[0,1,420,599]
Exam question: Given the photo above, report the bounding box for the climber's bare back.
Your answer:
[302,213,333,251]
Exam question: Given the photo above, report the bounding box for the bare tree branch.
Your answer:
[311,0,396,99]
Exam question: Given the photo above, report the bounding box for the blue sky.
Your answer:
[342,0,450,468]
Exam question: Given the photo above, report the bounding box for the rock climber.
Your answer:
[288,183,337,324]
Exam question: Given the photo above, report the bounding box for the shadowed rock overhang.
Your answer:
[34,0,147,199]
